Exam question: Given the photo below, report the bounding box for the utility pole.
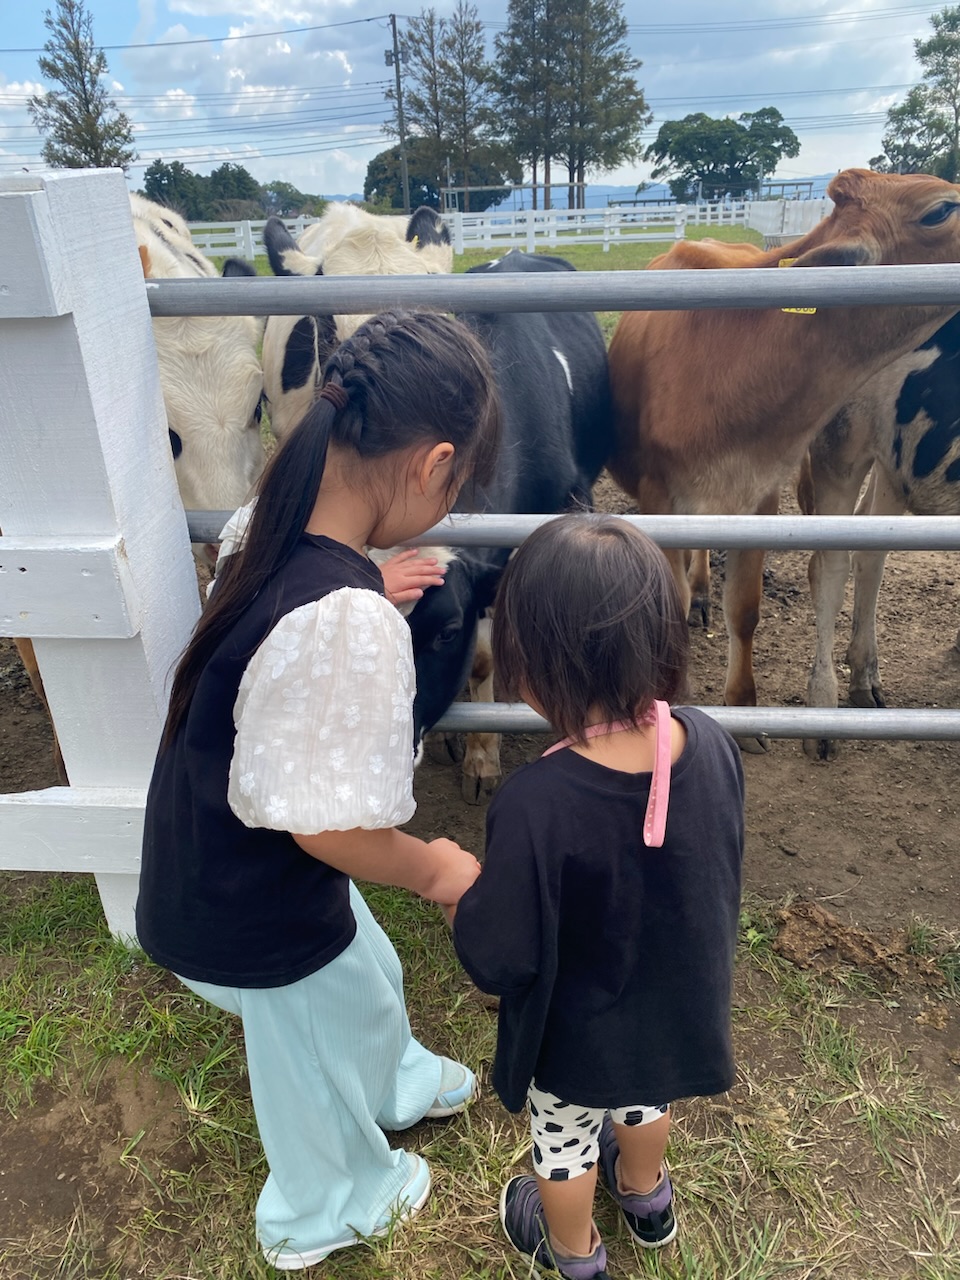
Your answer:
[386,15,411,214]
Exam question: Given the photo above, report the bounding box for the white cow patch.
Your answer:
[552,348,574,394]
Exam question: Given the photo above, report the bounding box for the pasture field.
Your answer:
[0,230,958,1279]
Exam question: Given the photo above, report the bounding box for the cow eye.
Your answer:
[920,201,958,226]
[434,625,460,648]
[254,393,265,424]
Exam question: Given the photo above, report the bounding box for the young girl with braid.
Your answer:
[136,312,501,1271]
[452,515,745,1280]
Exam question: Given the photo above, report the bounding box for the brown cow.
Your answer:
[607,168,960,750]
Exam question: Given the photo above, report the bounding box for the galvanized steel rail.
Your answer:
[173,264,960,745]
[146,263,960,316]
[187,510,960,552]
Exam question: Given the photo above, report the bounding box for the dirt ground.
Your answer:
[1,473,958,1275]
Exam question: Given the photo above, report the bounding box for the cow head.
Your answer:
[785,168,960,270]
[133,200,266,527]
[260,203,453,440]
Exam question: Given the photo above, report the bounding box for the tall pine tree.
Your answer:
[439,1,495,211]
[553,0,650,208]
[29,0,137,171]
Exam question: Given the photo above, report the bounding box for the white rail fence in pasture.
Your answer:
[3,169,960,942]
[185,200,809,260]
[443,206,688,254]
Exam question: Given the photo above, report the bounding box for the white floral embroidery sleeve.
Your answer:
[227,587,417,833]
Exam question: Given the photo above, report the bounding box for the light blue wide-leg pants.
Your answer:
[179,884,443,1260]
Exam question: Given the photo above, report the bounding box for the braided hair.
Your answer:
[163,310,501,743]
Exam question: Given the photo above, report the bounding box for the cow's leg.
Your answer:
[722,488,779,754]
[803,430,876,760]
[847,467,905,711]
[461,616,500,805]
[687,549,711,627]
[423,732,465,765]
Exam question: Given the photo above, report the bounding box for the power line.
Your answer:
[0,15,392,56]
[483,3,936,34]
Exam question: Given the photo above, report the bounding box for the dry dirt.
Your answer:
[1,473,958,1274]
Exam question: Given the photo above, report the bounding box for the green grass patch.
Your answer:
[1,871,957,1278]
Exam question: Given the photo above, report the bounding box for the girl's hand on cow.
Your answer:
[421,838,481,906]
[380,549,447,607]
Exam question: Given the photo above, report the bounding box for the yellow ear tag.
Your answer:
[411,234,420,248]
[778,258,816,314]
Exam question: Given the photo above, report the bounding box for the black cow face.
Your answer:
[406,561,481,752]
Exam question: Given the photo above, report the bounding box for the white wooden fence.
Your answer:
[4,169,960,944]
[185,200,809,260]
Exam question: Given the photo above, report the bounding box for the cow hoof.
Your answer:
[849,686,885,710]
[688,594,710,629]
[424,733,465,765]
[803,736,838,762]
[461,771,499,805]
[735,733,769,755]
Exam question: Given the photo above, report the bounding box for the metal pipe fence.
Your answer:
[187,511,960,552]
[174,262,960,745]
[146,263,960,317]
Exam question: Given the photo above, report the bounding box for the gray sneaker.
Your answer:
[597,1116,677,1249]
[499,1175,611,1279]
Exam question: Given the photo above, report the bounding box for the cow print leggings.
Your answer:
[528,1083,670,1182]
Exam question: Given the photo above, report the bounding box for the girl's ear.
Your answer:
[418,442,456,493]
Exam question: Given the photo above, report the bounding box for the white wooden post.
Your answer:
[0,170,201,940]
[523,210,534,253]
[240,220,255,260]
[675,206,687,241]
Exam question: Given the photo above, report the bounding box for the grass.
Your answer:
[0,872,957,1279]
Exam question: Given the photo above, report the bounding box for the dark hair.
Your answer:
[492,515,690,744]
[163,310,501,745]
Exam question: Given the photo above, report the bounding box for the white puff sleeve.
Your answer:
[227,587,417,833]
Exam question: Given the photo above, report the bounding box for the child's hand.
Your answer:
[380,549,448,607]
[422,838,481,906]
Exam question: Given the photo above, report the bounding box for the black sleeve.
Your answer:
[453,777,546,997]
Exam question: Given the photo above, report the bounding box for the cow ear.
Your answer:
[827,168,870,209]
[406,205,451,248]
[221,256,257,277]
[263,215,305,276]
[786,241,876,268]
[138,243,152,278]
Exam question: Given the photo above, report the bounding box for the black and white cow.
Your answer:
[131,195,265,560]
[409,250,613,801]
[802,310,960,759]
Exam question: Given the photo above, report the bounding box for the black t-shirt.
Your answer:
[136,536,384,988]
[453,708,745,1112]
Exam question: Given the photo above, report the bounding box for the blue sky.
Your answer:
[0,1,941,197]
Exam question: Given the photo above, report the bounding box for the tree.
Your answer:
[143,159,203,217]
[439,1,496,211]
[494,0,549,207]
[389,7,448,183]
[29,0,137,171]
[364,137,519,211]
[261,181,323,217]
[644,109,800,201]
[873,8,960,179]
[551,0,651,208]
